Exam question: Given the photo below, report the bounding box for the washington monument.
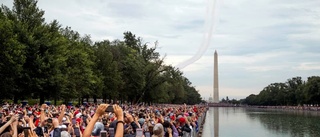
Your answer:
[213,50,219,103]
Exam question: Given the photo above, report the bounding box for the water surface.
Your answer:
[202,107,320,137]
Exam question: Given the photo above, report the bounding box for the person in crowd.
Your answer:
[162,121,178,137]
[151,123,164,137]
[0,102,206,137]
[0,115,18,137]
[176,116,191,137]
[83,104,124,137]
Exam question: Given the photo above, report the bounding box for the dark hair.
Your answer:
[0,122,11,136]
[163,121,170,128]
[17,125,24,134]
[61,128,68,131]
[0,132,12,137]
[162,111,166,117]
[138,113,144,119]
[52,113,59,118]
[148,125,154,135]
[102,119,107,125]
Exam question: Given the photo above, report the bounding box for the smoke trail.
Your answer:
[176,0,220,69]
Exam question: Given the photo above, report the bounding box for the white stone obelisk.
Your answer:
[213,50,219,103]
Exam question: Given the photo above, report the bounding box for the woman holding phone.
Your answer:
[83,104,124,137]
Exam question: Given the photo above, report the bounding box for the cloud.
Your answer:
[244,65,285,72]
[2,0,320,101]
[294,63,320,70]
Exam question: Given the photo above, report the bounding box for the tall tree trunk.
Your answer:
[13,95,18,104]
[93,96,97,103]
[103,95,106,103]
[40,93,44,104]
[54,96,57,106]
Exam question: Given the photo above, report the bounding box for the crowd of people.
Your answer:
[0,102,207,137]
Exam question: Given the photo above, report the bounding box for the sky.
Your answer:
[2,0,320,100]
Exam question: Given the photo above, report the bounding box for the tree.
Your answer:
[60,27,98,103]
[1,0,203,105]
[0,8,26,100]
[93,40,123,102]
[286,77,303,105]
[1,0,68,103]
[221,98,226,103]
[304,76,320,104]
[243,76,320,106]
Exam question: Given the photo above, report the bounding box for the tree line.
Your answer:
[0,0,202,105]
[243,76,320,106]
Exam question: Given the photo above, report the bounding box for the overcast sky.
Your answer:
[2,0,320,100]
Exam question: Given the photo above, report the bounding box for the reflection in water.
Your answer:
[202,107,320,137]
[246,109,320,137]
[203,107,219,137]
[214,107,219,137]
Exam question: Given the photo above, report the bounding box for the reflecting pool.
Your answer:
[202,107,320,137]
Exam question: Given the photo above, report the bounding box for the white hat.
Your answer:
[59,125,67,129]
[76,113,82,118]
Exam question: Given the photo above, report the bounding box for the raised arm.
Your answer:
[114,105,124,137]
[58,105,66,124]
[28,115,36,130]
[40,104,48,123]
[83,104,108,137]
[11,115,19,137]
[0,115,18,134]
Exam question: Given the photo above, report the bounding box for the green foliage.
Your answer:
[0,8,26,99]
[244,76,320,106]
[0,0,202,105]
[303,76,320,104]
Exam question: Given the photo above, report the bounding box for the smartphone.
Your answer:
[44,126,48,134]
[144,131,151,137]
[136,128,143,137]
[109,128,114,137]
[74,127,80,137]
[100,131,107,137]
[105,105,114,112]
[23,127,31,137]
[19,114,24,120]
[0,113,2,118]
[72,118,76,125]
